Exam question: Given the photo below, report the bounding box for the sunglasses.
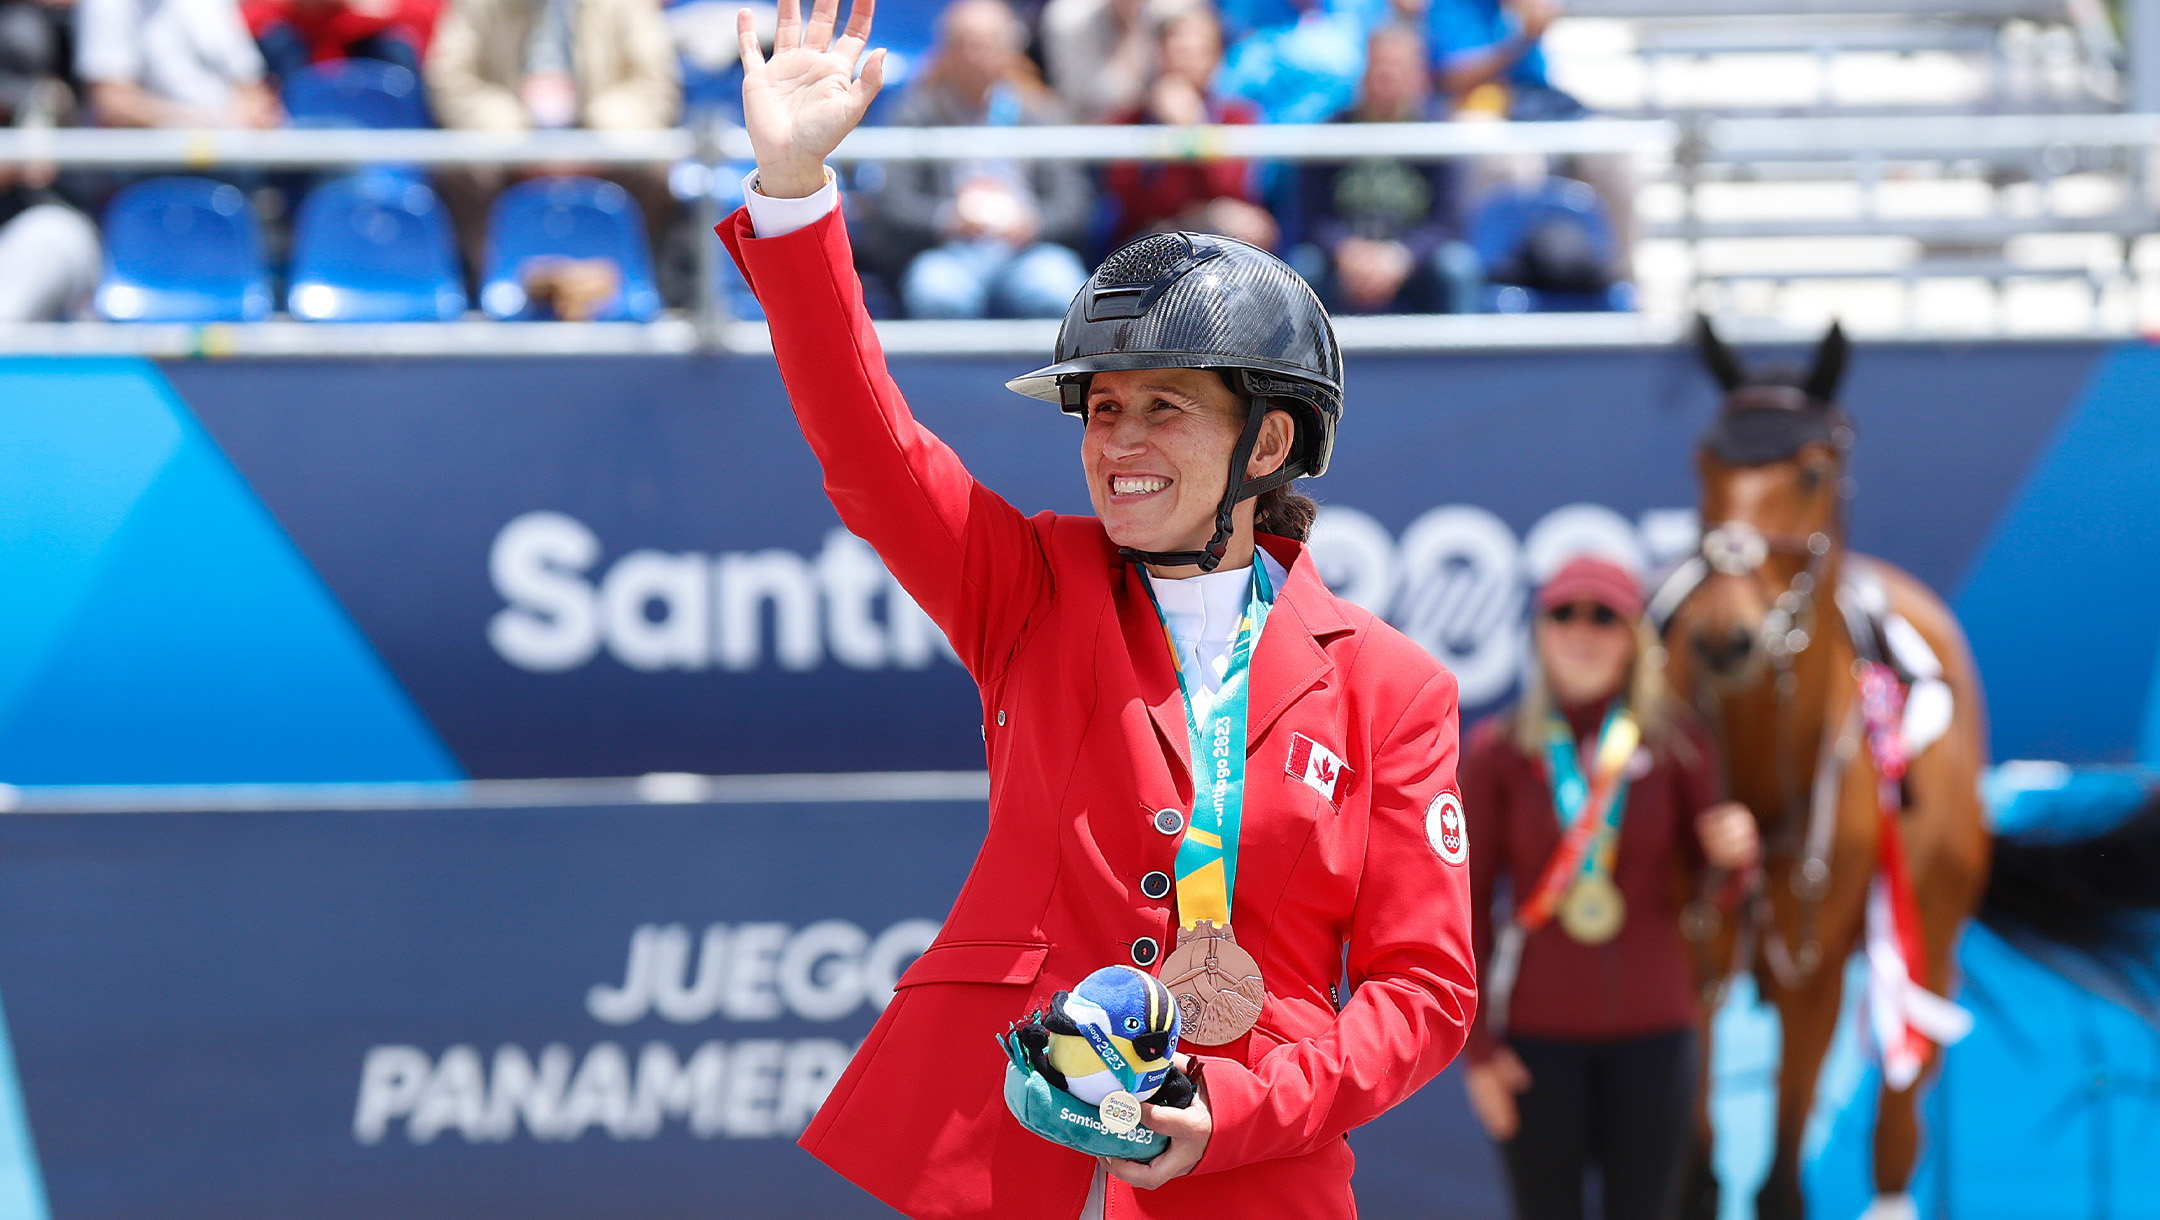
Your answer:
[1546,602,1622,627]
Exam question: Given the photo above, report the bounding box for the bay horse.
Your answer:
[1657,320,1992,1220]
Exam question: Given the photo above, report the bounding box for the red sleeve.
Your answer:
[397,0,443,54]
[717,205,1053,684]
[1192,666,1477,1172]
[1458,716,1511,1063]
[318,4,400,49]
[239,0,287,38]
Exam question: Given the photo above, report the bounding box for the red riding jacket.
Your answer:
[720,204,1476,1220]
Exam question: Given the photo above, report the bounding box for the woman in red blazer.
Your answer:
[719,3,1475,1217]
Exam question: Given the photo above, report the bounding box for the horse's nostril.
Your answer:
[1691,625,1755,672]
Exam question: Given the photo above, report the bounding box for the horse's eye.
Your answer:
[1798,465,1823,494]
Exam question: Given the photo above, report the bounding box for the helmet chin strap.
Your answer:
[1119,398,1302,574]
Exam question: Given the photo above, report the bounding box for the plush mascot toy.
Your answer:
[998,965,1197,1161]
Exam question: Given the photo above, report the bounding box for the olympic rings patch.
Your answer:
[1425,791,1468,866]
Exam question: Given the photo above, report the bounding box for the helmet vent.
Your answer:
[1095,235,1191,287]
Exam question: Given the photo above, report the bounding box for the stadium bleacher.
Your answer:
[0,0,2145,339]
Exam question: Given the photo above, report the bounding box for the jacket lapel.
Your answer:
[1113,539,1357,788]
[1248,537,1352,748]
[1115,563,1193,781]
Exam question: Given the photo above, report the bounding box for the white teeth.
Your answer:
[1113,476,1169,495]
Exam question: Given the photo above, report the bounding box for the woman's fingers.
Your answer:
[1138,1101,1204,1140]
[773,0,800,50]
[838,0,876,48]
[736,8,765,77]
[847,46,885,113]
[803,0,841,49]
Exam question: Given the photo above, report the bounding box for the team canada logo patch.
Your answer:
[1426,791,1468,865]
[1287,733,1352,803]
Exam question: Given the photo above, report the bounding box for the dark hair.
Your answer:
[1255,484,1318,541]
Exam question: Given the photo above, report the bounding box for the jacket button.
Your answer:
[1140,871,1171,900]
[996,710,1007,726]
[1131,936,1160,967]
[1154,808,1184,835]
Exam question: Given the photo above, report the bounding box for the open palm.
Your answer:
[738,0,886,198]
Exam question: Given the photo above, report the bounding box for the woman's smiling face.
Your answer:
[1079,368,1291,564]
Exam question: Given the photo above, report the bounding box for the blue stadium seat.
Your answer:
[282,58,429,129]
[481,176,662,321]
[96,177,271,323]
[1469,177,1635,313]
[288,172,467,322]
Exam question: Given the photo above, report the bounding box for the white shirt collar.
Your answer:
[1150,550,1289,692]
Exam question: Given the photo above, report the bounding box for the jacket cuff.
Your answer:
[740,166,839,238]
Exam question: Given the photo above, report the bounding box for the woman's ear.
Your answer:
[1246,409,1295,479]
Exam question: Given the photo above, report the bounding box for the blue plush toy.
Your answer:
[1000,965,1198,1160]
[1022,965,1191,1105]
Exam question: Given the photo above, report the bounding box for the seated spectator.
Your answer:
[244,0,441,83]
[425,0,680,279]
[867,0,1090,320]
[1037,0,1195,123]
[0,164,96,320]
[1103,9,1275,250]
[1427,0,1574,119]
[426,0,676,133]
[76,0,285,127]
[1,0,68,122]
[1296,23,1476,313]
[1428,0,1634,278]
[1215,0,1375,124]
[1,2,97,321]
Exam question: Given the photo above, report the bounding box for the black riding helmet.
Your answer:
[1007,231,1344,573]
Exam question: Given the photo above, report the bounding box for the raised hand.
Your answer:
[738,0,886,198]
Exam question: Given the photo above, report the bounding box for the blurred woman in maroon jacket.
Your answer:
[1460,555,1759,1220]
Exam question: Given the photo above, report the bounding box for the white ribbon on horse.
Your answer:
[1856,659,1973,1092]
[1865,874,1972,1092]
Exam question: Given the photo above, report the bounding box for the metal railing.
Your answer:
[2,113,2156,354]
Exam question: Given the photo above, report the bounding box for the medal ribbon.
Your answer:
[1517,705,1639,930]
[1141,559,1275,932]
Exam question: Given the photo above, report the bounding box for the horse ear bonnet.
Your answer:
[1696,316,1854,466]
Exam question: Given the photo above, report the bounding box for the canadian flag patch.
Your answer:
[1287,733,1352,802]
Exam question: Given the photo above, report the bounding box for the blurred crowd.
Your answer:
[0,0,1635,321]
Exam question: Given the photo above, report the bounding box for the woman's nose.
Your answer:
[1100,418,1149,457]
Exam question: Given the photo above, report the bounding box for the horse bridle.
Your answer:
[1664,511,1853,995]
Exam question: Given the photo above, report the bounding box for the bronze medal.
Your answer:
[1158,919,1265,1046]
[1558,874,1626,945]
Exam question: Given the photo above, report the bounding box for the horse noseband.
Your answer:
[1702,522,1770,576]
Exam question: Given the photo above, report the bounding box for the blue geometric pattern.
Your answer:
[0,359,460,784]
[1956,343,2160,764]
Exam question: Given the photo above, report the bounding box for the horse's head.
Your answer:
[1679,317,1854,685]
